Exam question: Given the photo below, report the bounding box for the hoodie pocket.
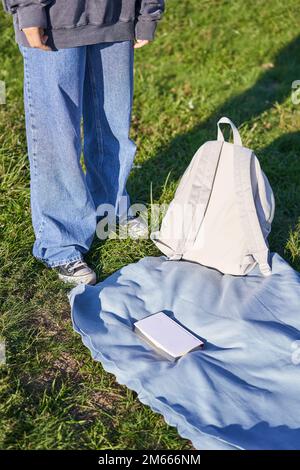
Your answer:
[87,0,134,25]
[48,1,88,29]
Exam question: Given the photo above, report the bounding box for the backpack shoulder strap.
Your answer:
[169,140,223,260]
[217,117,272,276]
[234,145,272,276]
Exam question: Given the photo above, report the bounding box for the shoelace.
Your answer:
[65,260,86,273]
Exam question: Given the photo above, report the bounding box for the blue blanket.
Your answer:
[69,253,300,450]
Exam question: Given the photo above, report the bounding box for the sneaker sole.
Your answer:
[58,272,97,286]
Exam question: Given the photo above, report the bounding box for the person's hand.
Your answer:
[134,39,150,49]
[22,27,51,51]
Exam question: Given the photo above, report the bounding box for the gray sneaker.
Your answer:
[55,260,96,286]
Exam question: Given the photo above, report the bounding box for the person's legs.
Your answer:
[82,41,136,222]
[20,45,97,267]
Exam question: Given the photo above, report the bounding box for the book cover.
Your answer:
[134,312,204,361]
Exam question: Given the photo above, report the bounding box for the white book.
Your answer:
[134,312,204,361]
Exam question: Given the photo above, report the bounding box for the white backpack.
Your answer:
[151,117,275,276]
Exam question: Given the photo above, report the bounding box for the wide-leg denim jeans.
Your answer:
[19,41,136,267]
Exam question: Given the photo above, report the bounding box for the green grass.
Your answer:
[1,0,300,450]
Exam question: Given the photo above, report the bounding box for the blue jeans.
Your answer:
[19,41,136,267]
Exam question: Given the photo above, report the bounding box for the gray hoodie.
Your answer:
[2,0,165,49]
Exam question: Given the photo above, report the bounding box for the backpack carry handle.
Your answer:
[217,117,243,146]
